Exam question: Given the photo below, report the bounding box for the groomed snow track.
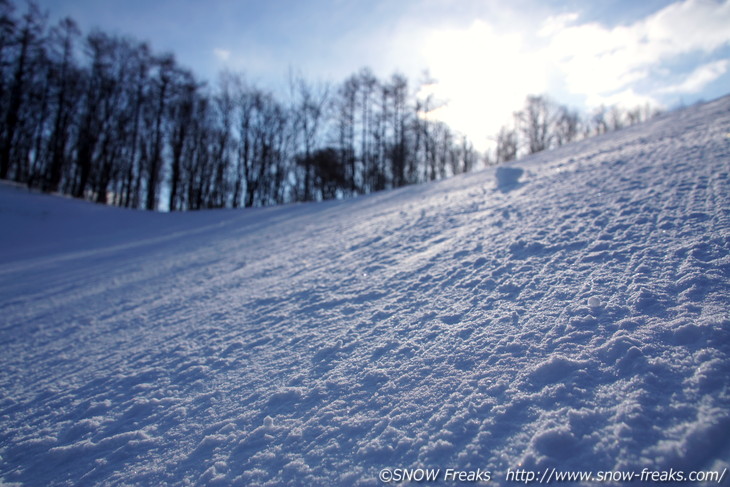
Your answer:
[1,96,729,486]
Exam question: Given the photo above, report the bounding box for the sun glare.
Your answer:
[420,20,549,151]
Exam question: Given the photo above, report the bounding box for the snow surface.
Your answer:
[1,97,729,486]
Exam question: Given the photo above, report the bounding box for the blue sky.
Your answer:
[35,0,730,150]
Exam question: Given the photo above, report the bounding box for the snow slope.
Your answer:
[1,96,729,486]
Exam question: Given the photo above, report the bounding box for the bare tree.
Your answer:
[43,17,80,192]
[607,105,624,132]
[0,1,45,180]
[495,126,518,163]
[356,68,377,192]
[289,71,328,201]
[141,53,175,210]
[210,72,235,208]
[167,69,197,211]
[333,73,359,195]
[553,105,581,147]
[387,73,409,188]
[515,94,555,155]
[589,105,608,136]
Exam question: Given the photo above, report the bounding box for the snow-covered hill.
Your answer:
[1,96,729,486]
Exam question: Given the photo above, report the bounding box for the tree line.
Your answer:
[0,0,481,211]
[0,0,660,211]
[492,95,661,164]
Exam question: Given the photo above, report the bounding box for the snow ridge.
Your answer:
[1,96,729,485]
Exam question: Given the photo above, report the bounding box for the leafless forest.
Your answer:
[0,0,659,210]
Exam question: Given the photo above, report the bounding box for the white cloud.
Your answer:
[546,21,645,95]
[392,0,730,151]
[642,0,730,54]
[659,59,729,94]
[585,88,661,111]
[213,48,231,62]
[538,12,579,38]
[546,0,730,103]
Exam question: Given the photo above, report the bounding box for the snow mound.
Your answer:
[495,166,524,192]
[1,96,730,485]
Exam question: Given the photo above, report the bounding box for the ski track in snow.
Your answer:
[1,97,729,486]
